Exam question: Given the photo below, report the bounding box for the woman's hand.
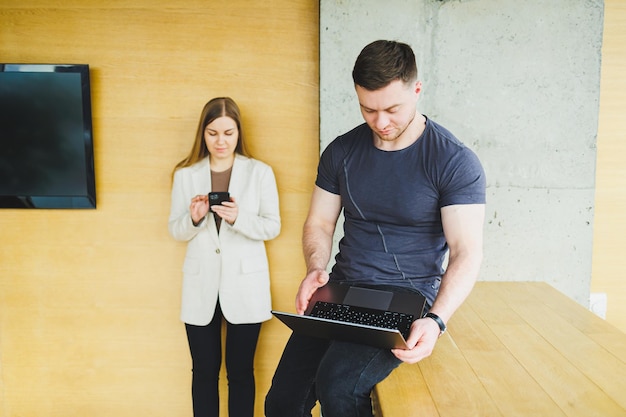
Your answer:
[190,195,209,224]
[210,196,238,225]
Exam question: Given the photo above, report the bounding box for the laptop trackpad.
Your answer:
[344,286,393,310]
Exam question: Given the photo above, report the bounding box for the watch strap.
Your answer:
[424,312,446,336]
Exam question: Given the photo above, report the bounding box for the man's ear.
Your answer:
[414,80,423,95]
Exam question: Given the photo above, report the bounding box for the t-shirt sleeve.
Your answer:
[439,147,486,207]
[315,139,342,195]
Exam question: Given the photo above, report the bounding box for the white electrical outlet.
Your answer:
[589,293,607,319]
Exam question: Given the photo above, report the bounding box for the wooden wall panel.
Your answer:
[592,0,626,333]
[0,2,319,416]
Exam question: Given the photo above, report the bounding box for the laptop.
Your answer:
[271,281,426,349]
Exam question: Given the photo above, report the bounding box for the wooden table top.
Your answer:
[373,282,626,417]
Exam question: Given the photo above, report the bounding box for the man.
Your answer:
[265,40,486,417]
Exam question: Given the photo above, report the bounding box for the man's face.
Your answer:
[355,79,421,145]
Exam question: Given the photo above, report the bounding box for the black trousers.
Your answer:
[185,302,262,417]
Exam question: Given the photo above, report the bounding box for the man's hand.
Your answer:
[391,317,441,363]
[295,269,330,314]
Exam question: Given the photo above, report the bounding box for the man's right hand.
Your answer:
[295,269,330,314]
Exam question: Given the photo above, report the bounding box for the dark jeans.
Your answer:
[264,332,402,417]
[185,303,261,417]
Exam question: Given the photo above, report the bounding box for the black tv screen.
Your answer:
[0,64,96,209]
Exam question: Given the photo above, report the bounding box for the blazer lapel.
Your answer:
[191,159,211,195]
[228,154,248,200]
[191,158,220,246]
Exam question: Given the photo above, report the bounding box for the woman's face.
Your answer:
[204,116,238,163]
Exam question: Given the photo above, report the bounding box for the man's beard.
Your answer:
[374,111,416,142]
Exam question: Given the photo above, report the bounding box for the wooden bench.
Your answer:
[372,282,626,416]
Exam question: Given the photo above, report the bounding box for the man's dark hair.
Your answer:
[352,40,418,91]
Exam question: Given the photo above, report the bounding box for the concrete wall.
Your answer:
[320,0,604,307]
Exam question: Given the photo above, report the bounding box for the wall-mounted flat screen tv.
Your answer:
[0,64,96,209]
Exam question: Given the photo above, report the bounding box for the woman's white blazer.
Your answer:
[168,155,281,325]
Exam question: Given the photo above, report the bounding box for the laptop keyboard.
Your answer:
[310,301,414,338]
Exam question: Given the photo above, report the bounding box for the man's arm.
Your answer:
[428,203,485,323]
[392,203,485,362]
[295,186,343,314]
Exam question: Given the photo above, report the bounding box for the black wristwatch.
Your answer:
[424,312,447,337]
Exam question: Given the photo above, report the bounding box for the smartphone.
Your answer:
[208,191,230,207]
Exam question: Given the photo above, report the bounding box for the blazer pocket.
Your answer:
[240,255,268,274]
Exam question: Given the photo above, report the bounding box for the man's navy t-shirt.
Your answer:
[316,117,486,306]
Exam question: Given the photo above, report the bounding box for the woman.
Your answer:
[168,97,281,417]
